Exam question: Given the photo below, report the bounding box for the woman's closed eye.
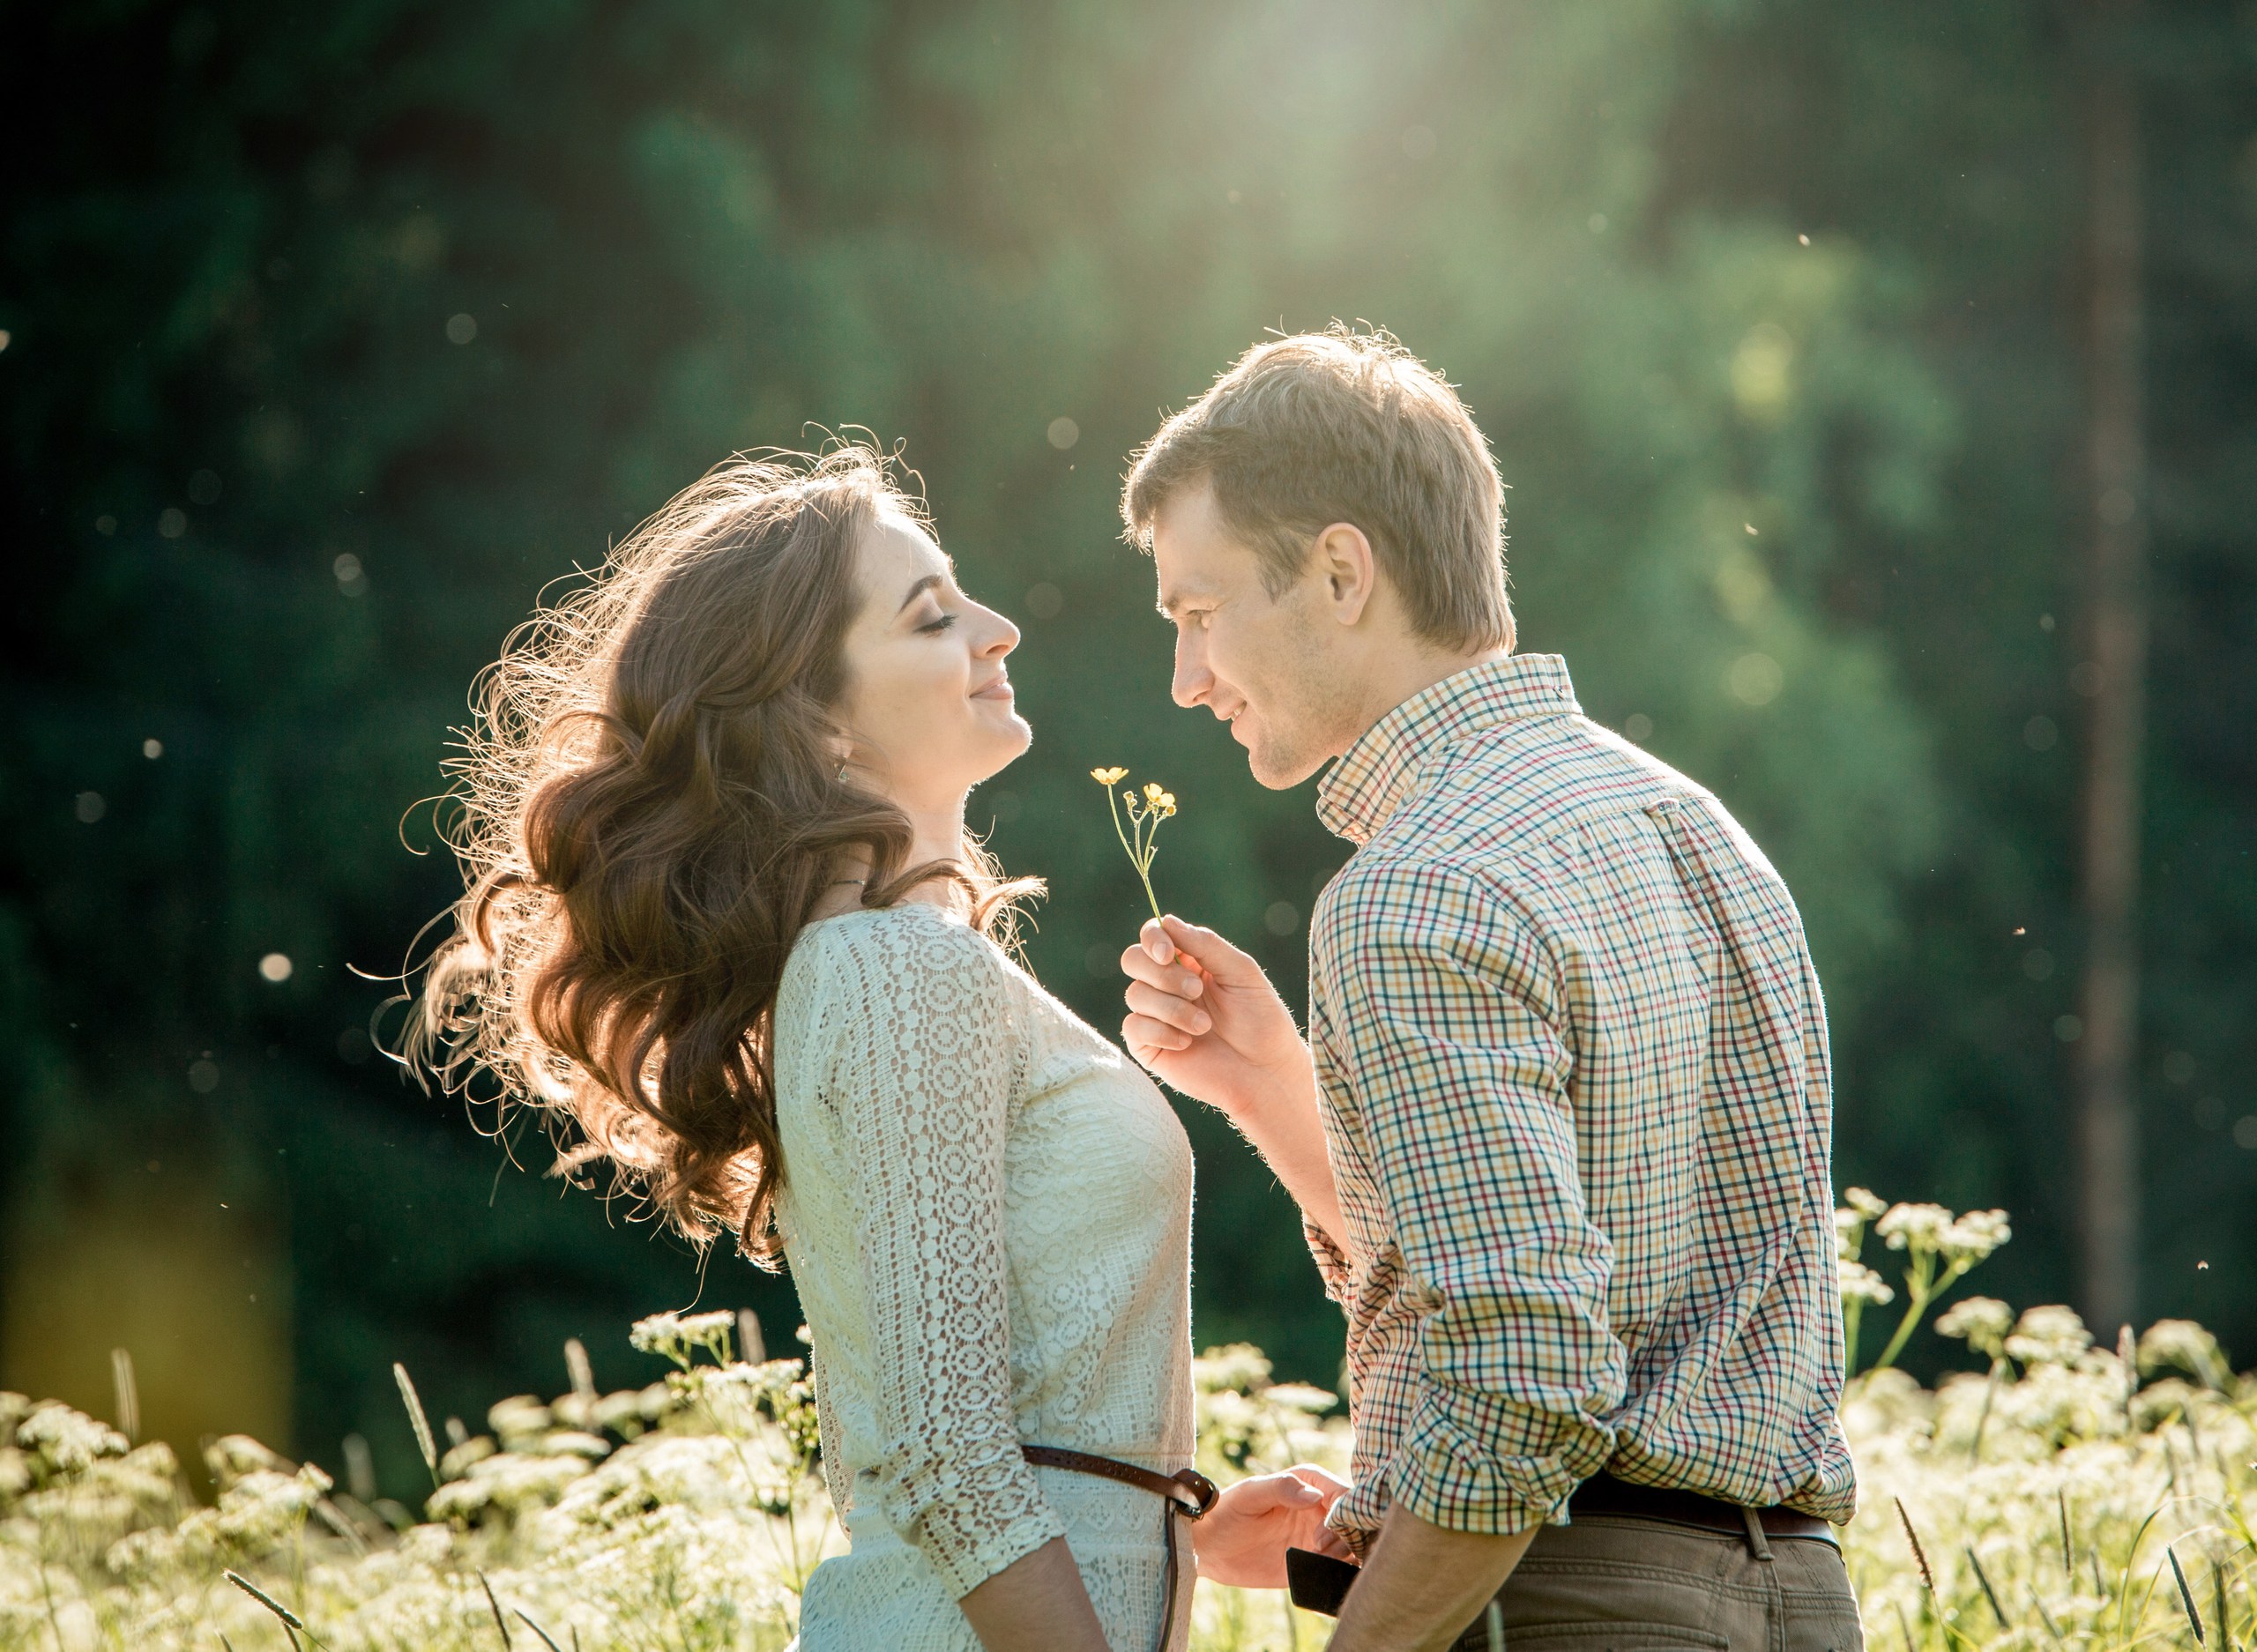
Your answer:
[917,609,958,635]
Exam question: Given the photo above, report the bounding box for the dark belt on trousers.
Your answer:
[1020,1445,1218,1652]
[1569,1471,1838,1545]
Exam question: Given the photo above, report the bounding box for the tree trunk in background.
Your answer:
[2075,0,2148,1337]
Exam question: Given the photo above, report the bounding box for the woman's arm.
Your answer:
[958,1538,1111,1652]
[831,914,1107,1648]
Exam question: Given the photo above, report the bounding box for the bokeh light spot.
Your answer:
[1726,652,1783,706]
[446,313,478,345]
[258,952,294,983]
[1047,416,1079,450]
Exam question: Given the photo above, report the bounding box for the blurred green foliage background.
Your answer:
[4,1,2252,1499]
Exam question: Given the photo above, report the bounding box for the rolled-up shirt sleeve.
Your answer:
[1323,859,1626,1537]
[829,921,1064,1596]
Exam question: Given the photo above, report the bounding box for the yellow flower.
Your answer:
[1091,763,1181,922]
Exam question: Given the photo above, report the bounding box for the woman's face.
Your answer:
[833,508,1029,813]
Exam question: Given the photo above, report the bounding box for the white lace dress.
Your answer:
[773,902,1196,1652]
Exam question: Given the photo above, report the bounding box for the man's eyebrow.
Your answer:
[896,573,945,614]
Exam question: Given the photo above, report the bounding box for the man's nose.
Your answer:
[1172,634,1209,709]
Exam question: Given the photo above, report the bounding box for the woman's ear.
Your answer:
[1313,521,1377,626]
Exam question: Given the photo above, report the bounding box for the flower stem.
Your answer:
[1104,790,1158,921]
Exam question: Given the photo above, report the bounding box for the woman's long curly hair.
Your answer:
[409,445,1036,1265]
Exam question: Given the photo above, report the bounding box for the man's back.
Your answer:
[1305,652,1854,1542]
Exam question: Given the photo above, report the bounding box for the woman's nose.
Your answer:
[978,606,1020,656]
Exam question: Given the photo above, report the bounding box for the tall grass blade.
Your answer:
[2059,1487,2074,1574]
[2173,1546,2208,1645]
[1965,1547,2007,1626]
[226,1570,311,1649]
[2217,1562,2234,1652]
[480,1574,515,1648]
[1896,1497,1935,1593]
[392,1362,438,1487]
[109,1347,138,1442]
[515,1609,567,1652]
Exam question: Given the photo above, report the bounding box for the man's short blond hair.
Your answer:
[1121,326,1511,653]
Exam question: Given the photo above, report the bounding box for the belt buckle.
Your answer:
[1171,1467,1219,1520]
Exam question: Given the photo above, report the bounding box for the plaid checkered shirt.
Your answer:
[1304,654,1856,1546]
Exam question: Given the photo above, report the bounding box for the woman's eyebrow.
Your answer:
[895,572,944,614]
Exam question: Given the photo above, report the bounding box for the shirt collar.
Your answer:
[1315,654,1583,845]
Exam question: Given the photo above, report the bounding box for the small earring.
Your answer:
[837,762,849,782]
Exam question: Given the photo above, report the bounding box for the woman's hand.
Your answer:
[1192,1465,1355,1589]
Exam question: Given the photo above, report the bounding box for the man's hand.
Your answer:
[1325,1507,1536,1652]
[1191,1465,1353,1588]
[1119,916,1351,1249]
[1119,915,1314,1120]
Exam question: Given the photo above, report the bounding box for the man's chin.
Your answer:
[1243,733,1326,792]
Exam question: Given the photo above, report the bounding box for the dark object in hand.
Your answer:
[1285,1546,1360,1618]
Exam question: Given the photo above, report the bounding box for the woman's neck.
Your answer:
[812,793,969,919]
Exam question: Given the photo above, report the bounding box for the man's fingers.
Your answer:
[1138,916,1176,966]
[1158,914,1262,985]
[1123,1013,1192,1056]
[1285,1463,1350,1501]
[1118,942,1204,999]
[1124,981,1210,1036]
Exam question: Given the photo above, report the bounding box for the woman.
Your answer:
[413,447,1332,1651]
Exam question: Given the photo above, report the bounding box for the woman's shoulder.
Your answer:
[786,900,1016,1002]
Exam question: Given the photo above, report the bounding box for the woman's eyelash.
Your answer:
[918,612,957,634]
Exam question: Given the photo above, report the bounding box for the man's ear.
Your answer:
[1313,522,1377,626]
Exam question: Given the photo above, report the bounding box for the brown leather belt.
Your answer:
[1021,1446,1218,1651]
[1569,1471,1837,1545]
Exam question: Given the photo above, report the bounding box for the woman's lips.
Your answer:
[971,676,1014,701]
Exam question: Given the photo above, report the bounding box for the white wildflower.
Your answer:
[2138,1318,2231,1391]
[1875,1202,1951,1253]
[1837,1257,1896,1306]
[17,1402,128,1474]
[1843,1186,1888,1220]
[1940,1209,2012,1264]
[1935,1295,2015,1360]
[2006,1304,2094,1366]
[1192,1343,1274,1395]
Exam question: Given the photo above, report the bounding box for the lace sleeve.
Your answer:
[822,910,1065,1599]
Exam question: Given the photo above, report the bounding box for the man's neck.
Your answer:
[1342,645,1511,755]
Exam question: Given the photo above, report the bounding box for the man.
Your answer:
[1114,328,1863,1651]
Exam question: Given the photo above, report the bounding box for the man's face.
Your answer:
[1151,478,1359,789]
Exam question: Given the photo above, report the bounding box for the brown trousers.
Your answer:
[1447,1514,1866,1652]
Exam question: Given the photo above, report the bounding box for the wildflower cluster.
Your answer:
[0,1318,832,1651]
[9,1198,2257,1651]
[1090,766,1179,922]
